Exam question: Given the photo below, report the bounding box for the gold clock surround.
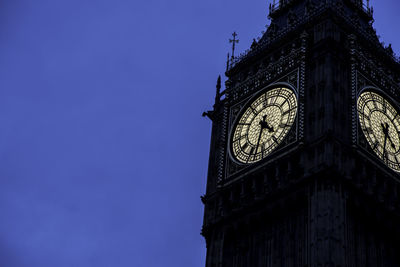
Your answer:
[230,86,298,164]
[357,89,400,172]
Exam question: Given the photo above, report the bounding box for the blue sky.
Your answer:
[0,0,399,266]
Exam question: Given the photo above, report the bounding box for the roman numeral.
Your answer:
[250,147,255,155]
[392,114,399,122]
[372,141,379,151]
[365,127,374,134]
[263,94,269,107]
[250,106,257,115]
[373,101,378,110]
[280,99,288,107]
[383,151,388,162]
[359,112,369,121]
[241,143,248,151]
[282,107,296,116]
[279,123,291,128]
[260,143,265,152]
[273,88,282,104]
[233,135,246,143]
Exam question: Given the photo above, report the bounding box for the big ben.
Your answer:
[202,0,400,266]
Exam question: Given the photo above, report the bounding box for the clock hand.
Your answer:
[383,123,397,150]
[260,115,274,133]
[383,134,388,160]
[382,123,389,159]
[255,126,263,155]
[387,133,396,149]
[266,122,274,133]
[256,115,268,153]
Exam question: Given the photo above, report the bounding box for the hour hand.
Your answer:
[266,124,274,133]
[260,115,274,132]
[381,123,396,150]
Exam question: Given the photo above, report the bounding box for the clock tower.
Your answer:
[202,0,400,266]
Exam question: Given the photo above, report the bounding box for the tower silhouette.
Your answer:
[202,0,400,266]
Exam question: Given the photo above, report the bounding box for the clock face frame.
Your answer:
[230,86,298,164]
[357,89,400,172]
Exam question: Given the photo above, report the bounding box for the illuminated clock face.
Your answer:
[358,91,400,172]
[231,87,297,164]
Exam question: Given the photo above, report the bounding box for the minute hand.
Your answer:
[255,127,263,155]
[260,118,274,132]
[386,132,396,150]
[382,123,389,160]
[255,116,267,154]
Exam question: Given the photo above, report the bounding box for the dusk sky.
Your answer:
[1,0,400,266]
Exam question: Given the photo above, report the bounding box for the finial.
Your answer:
[251,39,258,49]
[215,75,221,104]
[386,43,394,56]
[229,32,239,59]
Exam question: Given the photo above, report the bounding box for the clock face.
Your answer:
[357,91,400,172]
[231,87,297,164]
